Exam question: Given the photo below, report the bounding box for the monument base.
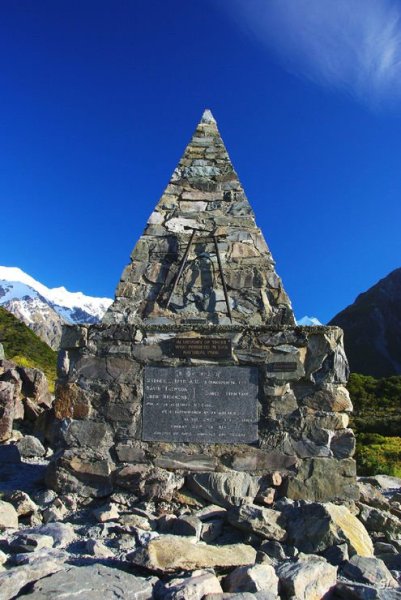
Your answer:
[47,322,358,502]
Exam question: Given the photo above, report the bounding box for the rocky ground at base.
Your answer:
[1,444,401,600]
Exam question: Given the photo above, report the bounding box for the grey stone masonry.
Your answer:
[103,109,295,327]
[48,110,357,503]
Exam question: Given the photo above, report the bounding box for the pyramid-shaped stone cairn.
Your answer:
[49,111,357,502]
[103,109,294,327]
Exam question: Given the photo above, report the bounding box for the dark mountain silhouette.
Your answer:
[329,268,401,377]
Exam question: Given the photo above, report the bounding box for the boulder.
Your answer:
[358,482,389,510]
[285,503,374,556]
[227,504,286,541]
[116,464,184,501]
[128,535,257,573]
[276,555,337,600]
[16,435,46,458]
[224,564,279,594]
[284,458,359,502]
[0,501,18,530]
[4,490,38,516]
[187,472,259,508]
[334,582,401,599]
[0,381,16,442]
[155,569,223,600]
[0,550,67,600]
[92,502,120,523]
[170,516,203,539]
[45,450,114,497]
[25,563,157,600]
[18,366,52,408]
[85,539,115,558]
[357,504,401,541]
[9,533,54,553]
[340,556,398,588]
[28,522,75,548]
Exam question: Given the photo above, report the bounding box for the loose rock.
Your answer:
[129,535,257,572]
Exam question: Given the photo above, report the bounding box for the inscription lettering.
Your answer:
[266,362,298,373]
[142,366,258,443]
[172,337,232,359]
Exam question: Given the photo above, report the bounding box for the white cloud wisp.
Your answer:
[228,0,401,110]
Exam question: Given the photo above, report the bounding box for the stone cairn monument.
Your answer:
[48,110,357,504]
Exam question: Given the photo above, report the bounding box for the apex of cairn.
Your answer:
[201,109,216,124]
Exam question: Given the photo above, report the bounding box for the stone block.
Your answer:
[60,325,88,349]
[276,556,337,600]
[230,448,298,472]
[187,472,260,508]
[227,504,286,541]
[128,535,257,572]
[284,458,359,502]
[155,452,218,471]
[54,383,92,420]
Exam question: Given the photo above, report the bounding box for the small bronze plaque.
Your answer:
[172,337,232,359]
[267,362,298,373]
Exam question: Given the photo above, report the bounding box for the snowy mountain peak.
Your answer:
[0,266,112,318]
[0,266,113,348]
[297,315,322,326]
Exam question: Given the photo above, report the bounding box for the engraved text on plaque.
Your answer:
[142,366,258,443]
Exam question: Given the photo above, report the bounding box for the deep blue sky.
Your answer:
[1,0,401,322]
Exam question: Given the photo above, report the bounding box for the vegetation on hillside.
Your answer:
[348,372,401,476]
[0,306,57,392]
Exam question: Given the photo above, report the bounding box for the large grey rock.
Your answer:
[284,458,359,502]
[340,556,398,588]
[4,490,38,516]
[358,482,390,510]
[27,522,75,548]
[170,515,203,539]
[9,533,54,553]
[0,550,67,600]
[285,502,373,556]
[155,569,222,600]
[227,504,286,541]
[357,504,401,540]
[128,535,257,572]
[0,381,16,442]
[45,450,114,497]
[16,435,46,457]
[25,563,157,599]
[85,539,115,558]
[276,555,337,600]
[187,472,259,508]
[334,582,401,599]
[223,564,279,594]
[0,500,18,530]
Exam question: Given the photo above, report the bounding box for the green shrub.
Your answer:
[0,307,57,392]
[356,433,401,477]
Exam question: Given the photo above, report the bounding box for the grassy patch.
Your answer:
[0,307,57,392]
[356,433,401,477]
[348,373,401,476]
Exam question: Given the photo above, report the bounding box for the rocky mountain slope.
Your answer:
[0,267,112,349]
[329,268,401,377]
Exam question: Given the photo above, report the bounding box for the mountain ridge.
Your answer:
[0,266,112,349]
[329,267,401,377]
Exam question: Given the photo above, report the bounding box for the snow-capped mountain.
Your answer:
[297,315,322,326]
[0,266,112,349]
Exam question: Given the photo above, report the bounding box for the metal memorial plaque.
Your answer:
[171,337,232,359]
[142,366,258,443]
[266,362,298,373]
